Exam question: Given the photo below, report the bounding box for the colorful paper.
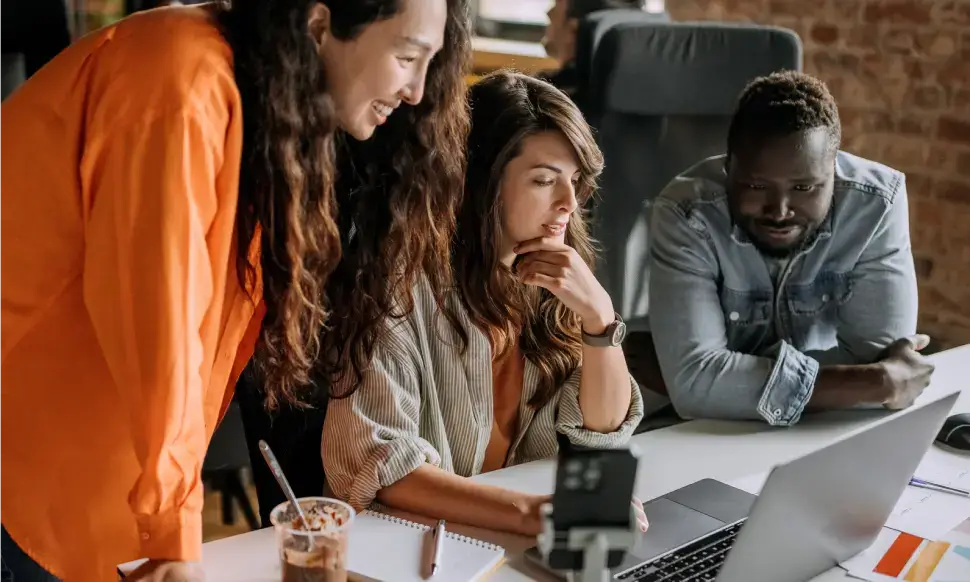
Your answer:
[846,525,970,582]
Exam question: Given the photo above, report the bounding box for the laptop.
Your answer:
[526,390,959,582]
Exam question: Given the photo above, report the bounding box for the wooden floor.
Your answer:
[202,483,262,542]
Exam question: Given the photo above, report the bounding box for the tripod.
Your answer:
[536,503,642,582]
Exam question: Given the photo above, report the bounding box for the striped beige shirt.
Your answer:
[322,277,644,512]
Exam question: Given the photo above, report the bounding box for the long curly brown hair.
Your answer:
[319,0,471,397]
[451,71,604,409]
[216,0,469,409]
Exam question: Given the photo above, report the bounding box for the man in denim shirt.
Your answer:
[647,71,935,426]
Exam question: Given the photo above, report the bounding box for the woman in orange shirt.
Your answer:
[0,0,469,580]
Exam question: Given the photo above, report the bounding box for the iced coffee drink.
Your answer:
[270,497,355,582]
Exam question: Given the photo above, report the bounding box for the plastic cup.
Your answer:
[269,497,355,582]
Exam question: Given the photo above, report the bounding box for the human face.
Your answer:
[727,128,836,257]
[311,0,447,141]
[498,131,581,265]
[542,0,577,65]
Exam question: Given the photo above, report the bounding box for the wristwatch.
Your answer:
[581,313,627,347]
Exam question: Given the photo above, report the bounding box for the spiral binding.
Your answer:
[361,510,502,551]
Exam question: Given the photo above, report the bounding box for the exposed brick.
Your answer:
[930,1,970,26]
[906,84,947,111]
[952,88,970,116]
[884,27,962,59]
[810,23,839,45]
[914,256,935,278]
[841,25,881,55]
[905,174,937,201]
[767,0,818,18]
[896,114,936,136]
[938,179,970,205]
[838,107,895,133]
[882,27,918,56]
[843,133,883,160]
[938,60,970,87]
[882,137,954,173]
[958,152,970,177]
[825,0,865,21]
[917,29,960,59]
[902,58,933,81]
[863,0,933,25]
[938,116,970,145]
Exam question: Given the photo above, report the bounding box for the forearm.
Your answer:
[661,342,818,426]
[806,363,889,411]
[376,464,544,536]
[578,342,634,432]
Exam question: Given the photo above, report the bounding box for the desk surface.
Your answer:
[471,36,558,75]
[193,345,970,582]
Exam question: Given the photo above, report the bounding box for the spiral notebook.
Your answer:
[348,510,505,582]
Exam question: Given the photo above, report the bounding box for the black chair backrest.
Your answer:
[585,21,802,328]
[572,8,670,109]
[203,401,252,472]
[1,53,25,101]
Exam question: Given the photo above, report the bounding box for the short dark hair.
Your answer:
[567,0,644,18]
[726,70,841,158]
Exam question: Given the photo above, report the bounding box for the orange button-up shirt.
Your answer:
[1,7,262,580]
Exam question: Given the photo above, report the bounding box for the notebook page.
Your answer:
[348,511,505,582]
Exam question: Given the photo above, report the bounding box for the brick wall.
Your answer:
[668,0,970,350]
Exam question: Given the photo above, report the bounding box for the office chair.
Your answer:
[203,401,260,530]
[571,8,670,111]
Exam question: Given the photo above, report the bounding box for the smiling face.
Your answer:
[312,0,447,141]
[498,131,582,264]
[727,127,836,257]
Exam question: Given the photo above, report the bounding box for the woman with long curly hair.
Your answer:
[0,0,469,580]
[323,71,645,536]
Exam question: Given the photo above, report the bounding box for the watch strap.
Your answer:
[581,313,624,347]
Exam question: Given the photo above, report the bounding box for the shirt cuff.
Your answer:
[757,341,819,427]
[135,508,203,562]
[345,437,440,512]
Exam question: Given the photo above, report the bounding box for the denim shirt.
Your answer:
[647,151,918,426]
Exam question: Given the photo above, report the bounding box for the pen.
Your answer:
[909,477,970,497]
[430,519,445,577]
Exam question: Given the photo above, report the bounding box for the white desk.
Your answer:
[193,345,969,582]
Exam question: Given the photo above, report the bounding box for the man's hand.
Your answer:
[127,560,205,582]
[879,334,936,410]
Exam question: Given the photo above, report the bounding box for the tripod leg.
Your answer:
[581,533,611,582]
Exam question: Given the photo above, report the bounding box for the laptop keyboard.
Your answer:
[616,520,746,582]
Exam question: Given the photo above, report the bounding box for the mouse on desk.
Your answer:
[935,413,970,452]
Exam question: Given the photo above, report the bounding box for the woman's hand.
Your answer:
[513,237,614,334]
[127,560,205,582]
[520,494,650,536]
[632,496,649,532]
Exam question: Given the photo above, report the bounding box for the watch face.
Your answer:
[611,321,628,345]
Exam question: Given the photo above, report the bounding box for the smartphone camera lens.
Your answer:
[564,459,584,490]
[583,460,602,491]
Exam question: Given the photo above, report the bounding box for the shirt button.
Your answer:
[141,532,150,540]
[821,294,830,302]
[729,312,740,322]
[773,408,783,418]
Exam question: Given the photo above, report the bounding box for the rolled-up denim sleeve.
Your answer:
[806,176,917,367]
[647,199,818,426]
